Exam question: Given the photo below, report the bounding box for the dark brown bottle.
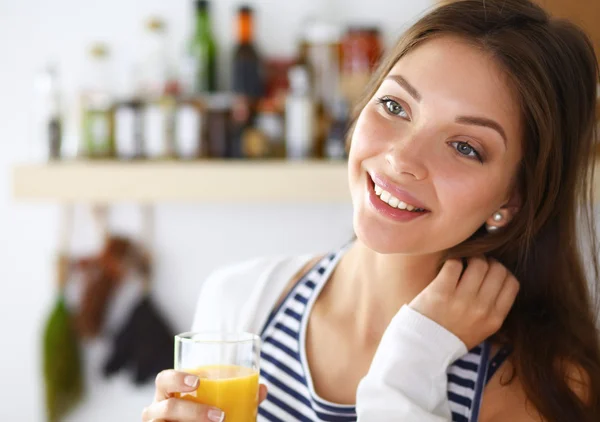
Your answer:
[231,5,263,158]
[232,6,263,99]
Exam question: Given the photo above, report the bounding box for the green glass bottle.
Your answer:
[188,0,217,93]
[81,44,115,159]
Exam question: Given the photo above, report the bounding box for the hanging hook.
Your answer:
[91,204,110,245]
[57,204,75,291]
[140,204,155,294]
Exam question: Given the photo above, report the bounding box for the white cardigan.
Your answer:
[191,255,468,421]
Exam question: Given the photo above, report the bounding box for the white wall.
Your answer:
[0,0,434,420]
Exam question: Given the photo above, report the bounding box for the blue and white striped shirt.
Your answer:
[258,249,510,422]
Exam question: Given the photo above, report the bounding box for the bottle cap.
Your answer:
[238,5,253,14]
[288,65,311,96]
[206,93,234,111]
[196,0,209,10]
[302,20,341,44]
[146,17,165,31]
[89,43,109,58]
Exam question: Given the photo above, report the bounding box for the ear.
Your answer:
[485,190,521,229]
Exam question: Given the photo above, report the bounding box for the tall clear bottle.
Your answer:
[80,44,114,159]
[140,17,170,98]
[141,17,178,160]
[33,63,63,161]
[285,65,315,160]
[114,65,145,160]
[183,0,217,94]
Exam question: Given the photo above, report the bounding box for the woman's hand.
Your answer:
[409,256,520,350]
[142,370,268,421]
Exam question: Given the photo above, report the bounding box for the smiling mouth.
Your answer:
[369,176,429,213]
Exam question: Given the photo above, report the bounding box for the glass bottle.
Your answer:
[231,5,263,158]
[33,64,63,161]
[184,0,217,94]
[285,65,315,160]
[80,44,115,159]
[114,65,145,160]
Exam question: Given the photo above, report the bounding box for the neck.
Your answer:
[238,14,253,44]
[195,11,211,36]
[323,240,445,344]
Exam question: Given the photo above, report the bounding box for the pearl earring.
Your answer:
[486,212,503,233]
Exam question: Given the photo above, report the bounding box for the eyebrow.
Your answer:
[385,74,508,146]
[385,75,422,102]
[455,116,507,146]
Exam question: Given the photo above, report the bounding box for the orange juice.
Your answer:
[176,365,259,422]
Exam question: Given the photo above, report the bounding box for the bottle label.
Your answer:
[144,105,166,158]
[326,140,346,159]
[180,56,198,94]
[285,99,314,159]
[90,112,110,154]
[49,118,62,159]
[176,105,202,158]
[115,107,136,158]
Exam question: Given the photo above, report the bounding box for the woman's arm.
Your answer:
[357,257,520,421]
[356,305,467,421]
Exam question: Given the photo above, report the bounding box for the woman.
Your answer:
[142,0,600,421]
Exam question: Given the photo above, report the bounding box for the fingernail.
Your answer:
[207,407,225,422]
[184,375,199,388]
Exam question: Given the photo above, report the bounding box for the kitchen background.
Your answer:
[0,0,434,420]
[1,0,599,421]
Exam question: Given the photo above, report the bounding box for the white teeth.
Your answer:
[373,182,424,212]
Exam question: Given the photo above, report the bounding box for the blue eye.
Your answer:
[377,97,409,118]
[451,141,484,163]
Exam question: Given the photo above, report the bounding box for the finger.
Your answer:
[476,260,508,306]
[259,384,268,404]
[142,403,167,422]
[430,259,464,295]
[143,398,224,422]
[495,275,520,319]
[154,370,199,402]
[142,414,167,422]
[456,256,490,298]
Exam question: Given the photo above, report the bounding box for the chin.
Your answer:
[352,207,474,256]
[352,210,421,255]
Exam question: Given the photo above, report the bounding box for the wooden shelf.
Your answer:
[12,160,350,203]
[13,158,600,204]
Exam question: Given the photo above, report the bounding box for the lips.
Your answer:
[364,173,430,223]
[367,172,430,212]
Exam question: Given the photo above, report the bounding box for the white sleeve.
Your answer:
[191,255,315,334]
[356,305,468,421]
[191,263,240,333]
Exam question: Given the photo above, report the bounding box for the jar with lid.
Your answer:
[203,93,233,158]
[340,26,383,104]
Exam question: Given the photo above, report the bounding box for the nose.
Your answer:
[384,133,429,181]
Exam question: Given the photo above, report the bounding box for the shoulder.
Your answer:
[481,353,591,422]
[191,254,316,334]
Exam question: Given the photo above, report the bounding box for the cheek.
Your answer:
[349,107,392,158]
[435,169,505,223]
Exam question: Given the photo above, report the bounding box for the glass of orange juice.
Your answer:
[174,332,261,422]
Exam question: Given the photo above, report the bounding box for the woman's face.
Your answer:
[349,35,523,254]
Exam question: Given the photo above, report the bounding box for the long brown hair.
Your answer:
[349,0,600,420]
